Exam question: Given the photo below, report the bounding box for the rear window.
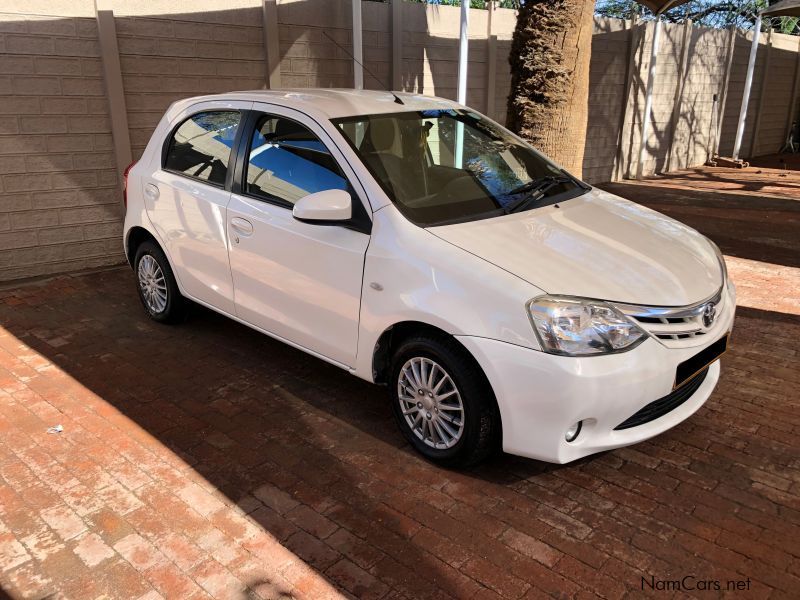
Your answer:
[164,111,240,186]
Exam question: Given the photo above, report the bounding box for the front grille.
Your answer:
[613,368,708,430]
[614,287,725,348]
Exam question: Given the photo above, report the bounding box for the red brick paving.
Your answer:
[0,166,798,599]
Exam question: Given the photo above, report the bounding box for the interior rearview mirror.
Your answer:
[292,189,352,223]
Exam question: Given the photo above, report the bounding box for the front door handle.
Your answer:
[144,183,159,201]
[230,217,254,236]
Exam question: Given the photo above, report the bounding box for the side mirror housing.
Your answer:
[292,189,352,223]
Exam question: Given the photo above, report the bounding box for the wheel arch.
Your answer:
[126,225,188,297]
[374,319,504,457]
[371,321,495,401]
[372,321,440,385]
[125,226,159,268]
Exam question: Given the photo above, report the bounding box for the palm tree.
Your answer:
[507,0,595,178]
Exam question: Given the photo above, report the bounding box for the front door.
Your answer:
[145,102,250,314]
[226,107,371,367]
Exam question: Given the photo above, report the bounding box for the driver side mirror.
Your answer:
[292,189,352,223]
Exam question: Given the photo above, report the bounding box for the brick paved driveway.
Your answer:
[0,166,798,599]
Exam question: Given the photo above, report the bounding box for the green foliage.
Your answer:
[596,0,798,33]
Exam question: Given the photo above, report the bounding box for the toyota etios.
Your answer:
[124,90,735,466]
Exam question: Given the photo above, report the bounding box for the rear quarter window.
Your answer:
[164,111,240,186]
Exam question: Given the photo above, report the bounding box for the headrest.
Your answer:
[366,119,395,153]
[274,118,307,141]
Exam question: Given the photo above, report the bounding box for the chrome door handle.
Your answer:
[230,217,254,236]
[144,183,159,201]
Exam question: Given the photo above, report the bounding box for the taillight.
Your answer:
[123,160,137,208]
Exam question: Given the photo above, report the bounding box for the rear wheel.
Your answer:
[389,334,499,467]
[134,241,186,324]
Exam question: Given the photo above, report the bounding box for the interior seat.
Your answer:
[362,119,426,201]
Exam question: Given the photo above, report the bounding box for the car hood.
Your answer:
[428,188,722,306]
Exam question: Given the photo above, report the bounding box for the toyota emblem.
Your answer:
[702,302,716,328]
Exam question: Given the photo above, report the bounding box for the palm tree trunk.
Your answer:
[507,0,595,178]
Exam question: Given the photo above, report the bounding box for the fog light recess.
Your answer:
[565,421,582,442]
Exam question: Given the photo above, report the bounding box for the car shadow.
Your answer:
[4,267,800,598]
[4,266,602,598]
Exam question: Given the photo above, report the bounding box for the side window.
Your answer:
[164,111,240,186]
[245,115,348,205]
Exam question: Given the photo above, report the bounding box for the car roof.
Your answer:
[179,89,462,119]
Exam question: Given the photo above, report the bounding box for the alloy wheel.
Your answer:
[137,254,168,314]
[397,356,465,449]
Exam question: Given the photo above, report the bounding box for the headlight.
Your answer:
[527,296,646,356]
[707,237,728,283]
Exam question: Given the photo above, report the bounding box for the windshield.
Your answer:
[333,109,588,226]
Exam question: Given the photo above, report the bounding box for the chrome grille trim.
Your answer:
[613,286,725,345]
[614,287,723,319]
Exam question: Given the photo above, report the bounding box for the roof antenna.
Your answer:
[322,31,404,105]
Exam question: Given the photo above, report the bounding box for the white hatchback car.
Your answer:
[123,89,735,466]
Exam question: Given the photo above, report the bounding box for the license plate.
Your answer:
[674,335,728,389]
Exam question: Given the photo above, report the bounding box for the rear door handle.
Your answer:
[144,183,159,201]
[230,217,254,236]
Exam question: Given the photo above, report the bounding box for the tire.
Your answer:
[133,240,187,324]
[389,334,500,467]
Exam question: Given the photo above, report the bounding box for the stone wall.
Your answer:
[1,0,799,282]
[0,0,122,281]
[582,17,632,184]
[113,1,266,159]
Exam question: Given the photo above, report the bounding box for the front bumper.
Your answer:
[456,285,735,463]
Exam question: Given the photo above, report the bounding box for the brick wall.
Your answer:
[277,0,360,89]
[582,18,631,184]
[590,20,800,181]
[488,8,515,127]
[750,32,797,156]
[0,2,123,281]
[112,1,266,159]
[400,2,489,113]
[2,1,800,283]
[717,29,800,159]
[632,21,732,177]
[670,27,731,170]
[719,31,765,157]
[639,22,685,176]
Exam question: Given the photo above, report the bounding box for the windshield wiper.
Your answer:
[504,175,572,214]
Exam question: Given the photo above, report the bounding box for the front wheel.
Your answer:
[134,241,186,324]
[389,335,500,467]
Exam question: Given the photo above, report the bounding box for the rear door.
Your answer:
[226,105,371,367]
[144,100,251,314]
